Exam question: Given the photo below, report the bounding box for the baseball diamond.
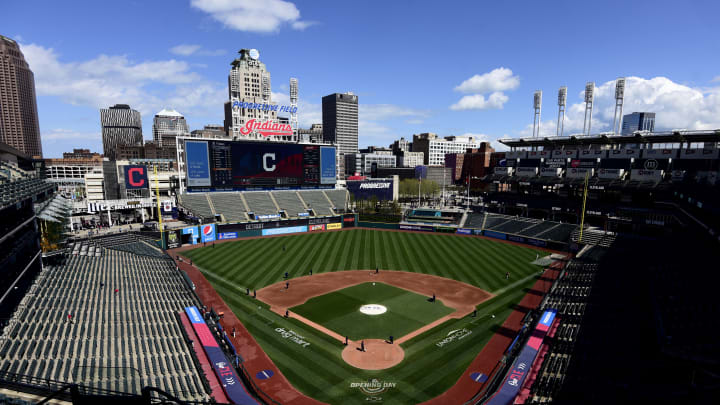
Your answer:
[182,228,547,404]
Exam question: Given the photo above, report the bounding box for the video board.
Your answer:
[185,139,336,191]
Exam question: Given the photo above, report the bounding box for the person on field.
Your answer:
[253,289,257,298]
[284,271,289,279]
[375,267,379,274]
[505,271,510,280]
[344,336,348,346]
[360,340,365,352]
[285,310,289,318]
[309,268,313,275]
[285,281,289,290]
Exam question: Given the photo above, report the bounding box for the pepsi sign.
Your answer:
[200,224,216,243]
[123,165,149,189]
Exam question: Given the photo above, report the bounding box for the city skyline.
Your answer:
[3,0,720,157]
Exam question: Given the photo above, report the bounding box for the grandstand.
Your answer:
[464,212,578,244]
[0,236,211,402]
[404,209,463,226]
[177,189,347,222]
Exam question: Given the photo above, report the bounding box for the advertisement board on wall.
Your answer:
[185,139,336,191]
[262,226,308,236]
[200,224,216,243]
[165,230,181,249]
[399,224,434,232]
[456,228,473,235]
[342,214,356,227]
[309,224,325,231]
[219,232,238,240]
[182,226,199,245]
[597,168,624,179]
[123,165,149,189]
[346,179,395,201]
[327,223,342,230]
[483,230,507,240]
[631,169,664,181]
[566,167,594,178]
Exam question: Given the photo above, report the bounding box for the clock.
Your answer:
[249,49,259,60]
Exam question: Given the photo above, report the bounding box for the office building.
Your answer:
[100,104,142,160]
[391,137,411,154]
[399,151,424,168]
[622,112,656,135]
[298,123,323,143]
[412,133,481,166]
[190,124,227,139]
[152,108,189,148]
[322,92,358,155]
[224,48,281,139]
[0,35,42,157]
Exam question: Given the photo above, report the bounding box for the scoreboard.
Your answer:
[185,139,336,191]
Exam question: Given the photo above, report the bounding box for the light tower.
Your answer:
[583,82,595,136]
[532,91,542,138]
[290,77,298,142]
[612,77,625,135]
[557,86,567,137]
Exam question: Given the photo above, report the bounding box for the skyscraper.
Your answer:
[0,35,42,157]
[621,112,656,135]
[100,104,142,161]
[322,92,358,155]
[152,108,189,147]
[224,48,280,139]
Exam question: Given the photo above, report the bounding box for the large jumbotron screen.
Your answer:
[185,139,336,191]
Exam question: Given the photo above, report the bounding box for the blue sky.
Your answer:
[5,0,720,157]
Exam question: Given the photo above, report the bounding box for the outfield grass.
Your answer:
[184,229,545,404]
[291,282,455,340]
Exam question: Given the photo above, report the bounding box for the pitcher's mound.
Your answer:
[342,339,405,370]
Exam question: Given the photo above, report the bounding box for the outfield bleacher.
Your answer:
[208,193,245,222]
[243,192,278,216]
[462,213,579,243]
[0,245,210,402]
[463,213,485,228]
[325,190,348,213]
[177,194,214,220]
[273,191,307,217]
[299,191,334,216]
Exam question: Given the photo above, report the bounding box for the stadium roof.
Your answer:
[499,129,720,148]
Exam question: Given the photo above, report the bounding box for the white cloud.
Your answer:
[190,0,315,33]
[517,76,720,138]
[21,42,225,118]
[454,67,520,94]
[712,76,720,83]
[43,129,100,140]
[170,44,225,57]
[450,92,509,111]
[360,104,430,121]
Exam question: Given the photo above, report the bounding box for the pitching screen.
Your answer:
[185,140,336,191]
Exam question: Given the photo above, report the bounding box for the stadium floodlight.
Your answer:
[533,91,542,139]
[612,77,626,135]
[583,82,595,136]
[557,87,567,137]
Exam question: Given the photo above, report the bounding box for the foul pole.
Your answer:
[579,171,590,243]
[154,166,165,249]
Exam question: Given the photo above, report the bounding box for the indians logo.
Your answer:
[239,119,293,137]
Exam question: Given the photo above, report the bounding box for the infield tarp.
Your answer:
[184,307,259,405]
[486,309,557,405]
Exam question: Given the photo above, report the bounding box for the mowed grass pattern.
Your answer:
[185,229,545,404]
[291,282,455,340]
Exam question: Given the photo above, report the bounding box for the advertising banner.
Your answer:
[165,230,181,249]
[566,167,594,178]
[540,167,562,177]
[516,167,538,176]
[327,223,342,230]
[483,230,507,240]
[456,228,473,235]
[569,159,597,169]
[256,214,281,220]
[551,149,577,159]
[123,165,149,189]
[262,225,308,236]
[200,224,216,243]
[631,169,663,181]
[182,226,199,245]
[186,141,211,187]
[219,232,238,240]
[184,307,258,405]
[642,149,677,159]
[346,179,394,201]
[399,224,434,232]
[342,214,357,227]
[508,235,525,243]
[543,158,566,169]
[597,168,624,179]
[309,224,325,231]
[494,167,513,175]
[607,149,638,159]
[579,149,606,159]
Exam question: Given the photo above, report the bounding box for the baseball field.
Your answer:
[184,228,546,404]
